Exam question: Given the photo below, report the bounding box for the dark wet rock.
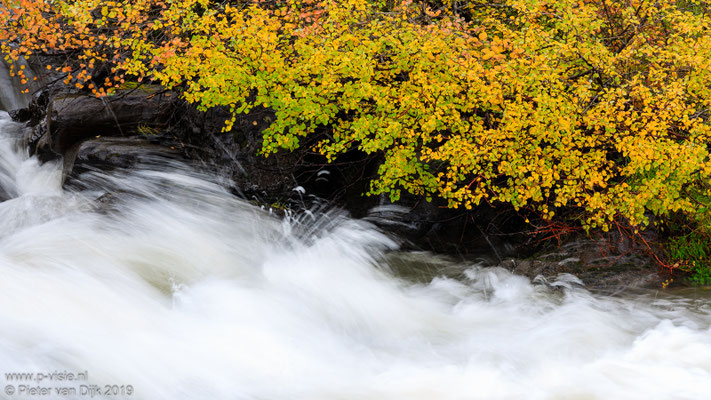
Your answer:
[498,237,663,290]
[8,108,31,123]
[13,88,184,188]
[13,90,50,159]
[0,187,10,203]
[366,195,531,261]
[31,89,175,161]
[14,89,50,127]
[172,105,313,207]
[173,106,530,259]
[63,136,181,181]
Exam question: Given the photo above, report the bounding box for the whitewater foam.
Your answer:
[0,112,709,399]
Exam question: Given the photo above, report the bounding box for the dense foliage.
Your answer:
[667,230,711,285]
[2,1,711,241]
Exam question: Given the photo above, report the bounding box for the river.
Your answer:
[0,112,709,399]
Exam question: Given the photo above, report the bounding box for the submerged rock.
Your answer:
[498,235,663,289]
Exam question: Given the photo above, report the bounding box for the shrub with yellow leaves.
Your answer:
[2,0,711,234]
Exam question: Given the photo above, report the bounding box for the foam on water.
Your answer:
[0,112,710,399]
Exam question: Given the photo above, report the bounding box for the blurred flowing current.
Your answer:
[0,111,710,399]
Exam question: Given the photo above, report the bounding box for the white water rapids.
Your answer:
[0,112,710,399]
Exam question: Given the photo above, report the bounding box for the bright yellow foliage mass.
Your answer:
[2,0,711,230]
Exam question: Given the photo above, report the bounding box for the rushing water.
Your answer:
[0,112,710,400]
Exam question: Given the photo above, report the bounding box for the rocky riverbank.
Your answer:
[1,67,667,289]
